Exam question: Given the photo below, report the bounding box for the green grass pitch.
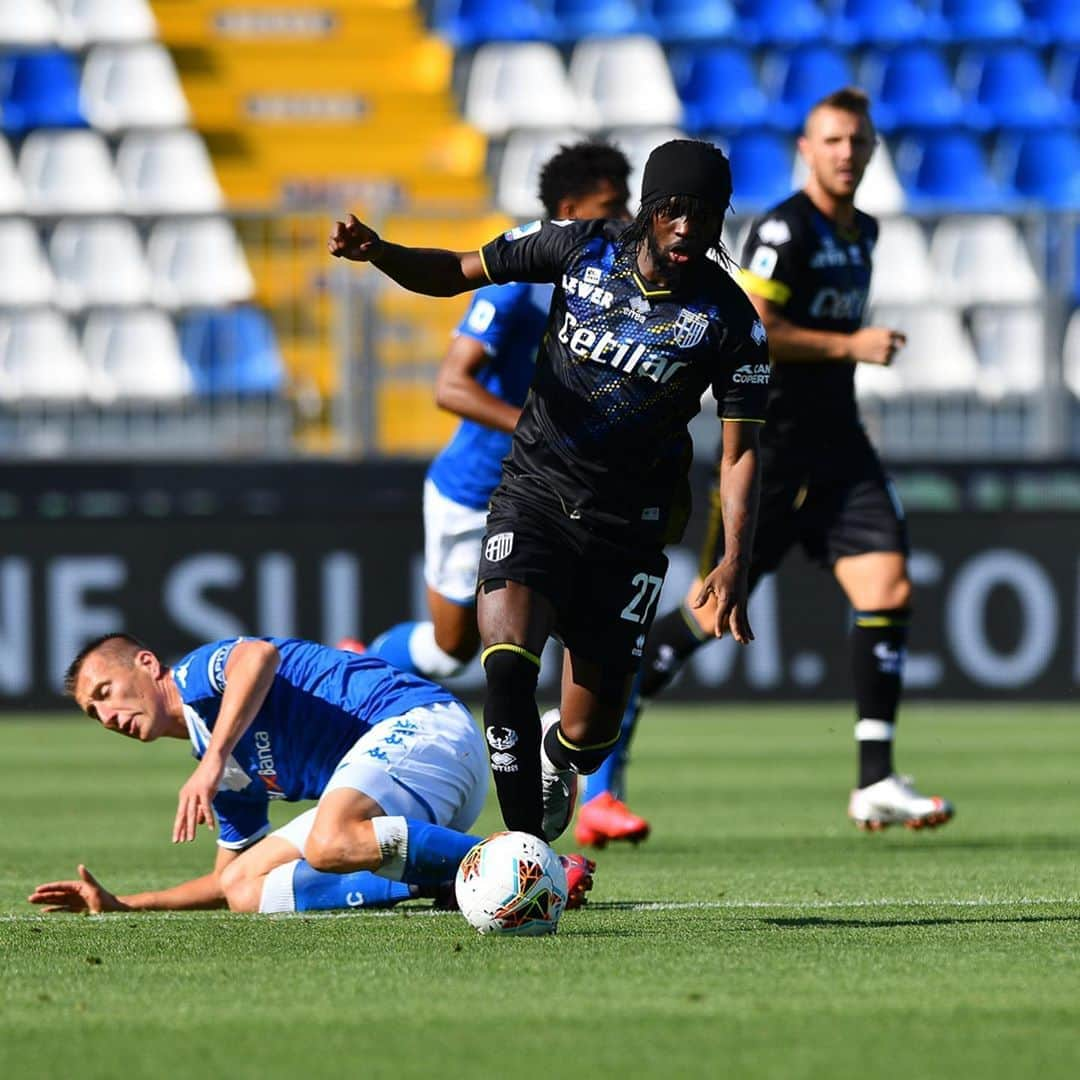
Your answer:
[2,704,1078,1080]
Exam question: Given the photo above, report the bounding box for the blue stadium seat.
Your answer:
[178,306,285,397]
[549,0,646,42]
[1051,48,1080,121]
[959,47,1069,130]
[670,45,768,134]
[648,0,736,44]
[725,130,793,211]
[998,128,1080,209]
[864,45,964,132]
[932,0,1027,42]
[831,0,938,46]
[1026,0,1080,46]
[766,45,855,131]
[895,129,1007,211]
[0,50,86,135]
[736,0,828,46]
[430,0,554,47]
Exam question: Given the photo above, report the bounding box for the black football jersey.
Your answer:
[738,191,877,445]
[480,218,770,543]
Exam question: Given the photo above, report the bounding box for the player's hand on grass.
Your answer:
[328,214,384,262]
[694,562,754,644]
[172,757,222,843]
[27,865,127,914]
[849,327,906,366]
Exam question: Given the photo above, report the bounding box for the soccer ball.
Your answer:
[454,831,568,936]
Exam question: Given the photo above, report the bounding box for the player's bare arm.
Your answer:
[750,294,905,366]
[173,639,280,844]
[434,333,523,434]
[695,421,761,643]
[328,213,487,297]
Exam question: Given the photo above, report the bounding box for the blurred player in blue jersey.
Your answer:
[29,634,593,915]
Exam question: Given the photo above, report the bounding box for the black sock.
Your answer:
[852,608,909,788]
[481,645,543,836]
[638,604,711,699]
[543,721,620,776]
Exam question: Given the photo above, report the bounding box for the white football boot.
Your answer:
[848,774,954,832]
[539,708,578,842]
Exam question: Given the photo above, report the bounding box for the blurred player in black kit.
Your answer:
[330,139,770,841]
[610,88,954,836]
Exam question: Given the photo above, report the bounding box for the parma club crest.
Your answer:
[674,308,709,349]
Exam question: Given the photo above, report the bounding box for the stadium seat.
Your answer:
[494,129,583,218]
[647,0,737,44]
[49,218,152,311]
[1065,308,1080,398]
[862,45,964,131]
[178,306,285,397]
[853,138,906,215]
[18,129,123,214]
[932,0,1027,42]
[929,216,1041,305]
[669,45,769,134]
[549,0,646,44]
[725,131,794,213]
[968,306,1045,400]
[958,47,1069,130]
[865,219,933,305]
[80,43,190,133]
[1051,48,1080,119]
[148,218,255,310]
[763,45,855,132]
[895,130,1006,212]
[862,304,979,395]
[1026,1,1080,46]
[0,219,55,306]
[830,0,936,46]
[0,0,58,47]
[737,0,829,45]
[997,128,1080,209]
[0,308,89,402]
[115,131,224,215]
[82,308,191,402]
[0,136,25,212]
[463,43,578,135]
[569,37,682,130]
[0,50,86,135]
[55,0,158,49]
[430,0,555,48]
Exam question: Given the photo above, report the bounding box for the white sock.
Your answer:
[409,622,466,678]
[855,719,896,743]
[258,860,299,913]
[370,816,409,880]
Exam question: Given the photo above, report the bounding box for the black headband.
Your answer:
[640,139,732,214]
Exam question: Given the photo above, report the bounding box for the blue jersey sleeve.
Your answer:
[213,789,271,850]
[172,638,242,701]
[454,282,531,355]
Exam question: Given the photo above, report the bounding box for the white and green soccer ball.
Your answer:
[454,830,568,936]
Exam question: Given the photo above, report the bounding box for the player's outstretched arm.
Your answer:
[435,334,522,433]
[328,213,487,297]
[695,421,761,644]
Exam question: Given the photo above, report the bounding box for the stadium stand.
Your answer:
[80,42,190,132]
[464,43,578,134]
[49,218,153,310]
[82,308,192,402]
[669,45,769,134]
[0,49,86,133]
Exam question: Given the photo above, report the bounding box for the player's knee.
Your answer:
[219,861,260,913]
[881,576,912,611]
[305,819,379,874]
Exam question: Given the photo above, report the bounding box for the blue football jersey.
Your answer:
[426,281,551,510]
[173,637,459,849]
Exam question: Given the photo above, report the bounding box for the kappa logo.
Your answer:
[486,727,518,752]
[485,531,514,562]
[490,752,518,772]
[674,308,710,349]
[173,661,189,688]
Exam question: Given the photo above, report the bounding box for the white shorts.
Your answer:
[423,478,488,605]
[271,700,488,854]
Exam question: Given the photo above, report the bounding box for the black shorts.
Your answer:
[699,434,909,585]
[478,488,669,674]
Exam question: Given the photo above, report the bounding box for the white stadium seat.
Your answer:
[82,308,192,402]
[55,0,157,49]
[0,0,59,46]
[0,309,89,401]
[930,216,1042,306]
[569,37,682,130]
[115,131,224,215]
[464,43,579,136]
[495,129,584,218]
[0,219,55,306]
[867,218,934,305]
[1065,309,1080,400]
[147,217,255,309]
[49,218,152,310]
[18,130,123,215]
[80,44,190,133]
[968,306,1045,400]
[0,138,26,214]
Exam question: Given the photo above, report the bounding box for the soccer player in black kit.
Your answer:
[329,140,770,841]
[613,89,954,834]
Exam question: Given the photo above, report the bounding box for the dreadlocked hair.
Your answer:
[618,194,734,269]
[537,140,630,218]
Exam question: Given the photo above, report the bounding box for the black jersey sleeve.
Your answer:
[737,208,805,310]
[479,218,594,286]
[713,299,770,423]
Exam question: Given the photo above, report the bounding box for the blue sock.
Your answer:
[582,673,643,804]
[368,621,420,674]
[397,820,481,887]
[293,862,413,911]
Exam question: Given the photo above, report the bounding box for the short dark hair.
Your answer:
[806,86,873,130]
[537,140,630,218]
[64,632,148,698]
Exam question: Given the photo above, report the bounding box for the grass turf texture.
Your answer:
[1,705,1077,1080]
